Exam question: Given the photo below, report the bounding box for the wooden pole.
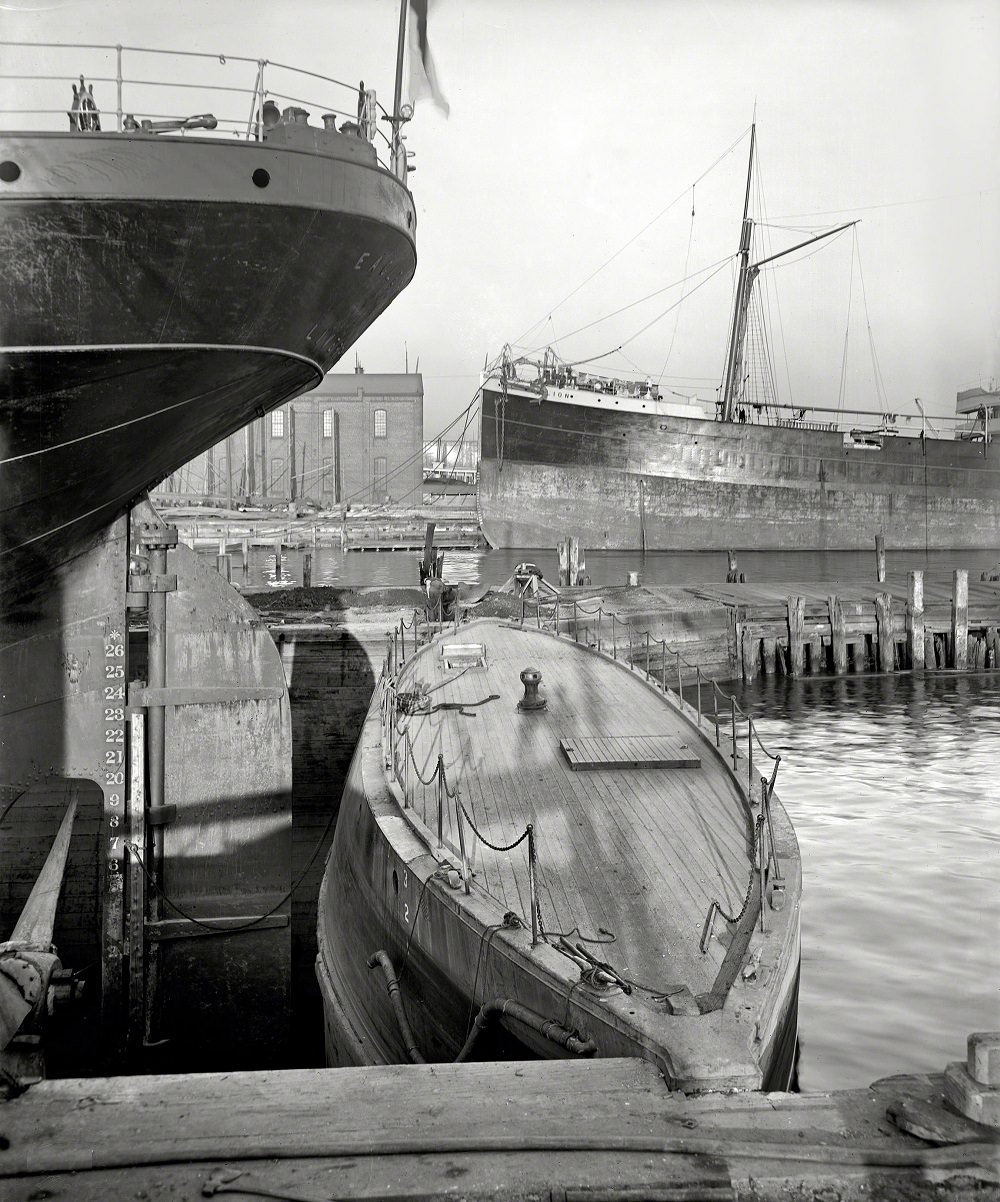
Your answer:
[558,540,569,588]
[762,637,776,676]
[907,570,925,670]
[787,596,804,676]
[924,630,937,670]
[303,552,313,589]
[829,594,847,674]
[274,539,282,580]
[952,569,968,669]
[569,536,580,586]
[875,533,886,583]
[875,591,894,672]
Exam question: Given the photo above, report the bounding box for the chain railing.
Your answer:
[380,589,786,960]
[379,659,545,942]
[519,593,781,803]
[0,41,401,172]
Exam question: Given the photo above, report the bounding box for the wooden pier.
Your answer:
[683,570,1000,681]
[3,1047,997,1200]
[166,508,484,555]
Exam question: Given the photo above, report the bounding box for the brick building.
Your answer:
[156,368,424,508]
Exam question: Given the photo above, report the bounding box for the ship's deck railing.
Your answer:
[0,41,402,174]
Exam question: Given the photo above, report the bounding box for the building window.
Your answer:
[374,456,387,496]
[323,409,333,438]
[322,456,333,494]
[374,408,387,438]
[271,409,284,438]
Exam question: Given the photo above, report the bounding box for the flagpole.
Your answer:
[391,0,408,179]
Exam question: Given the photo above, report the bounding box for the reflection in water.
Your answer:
[206,542,1000,1090]
[740,672,1000,1092]
[222,544,1000,593]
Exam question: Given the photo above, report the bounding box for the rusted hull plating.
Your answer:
[477,384,1000,551]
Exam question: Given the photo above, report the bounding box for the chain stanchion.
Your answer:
[526,823,539,946]
[436,752,445,848]
[696,666,702,726]
[596,609,602,654]
[573,600,579,642]
[661,639,667,692]
[676,648,682,696]
[748,717,754,793]
[453,786,471,894]
[645,631,650,677]
[730,696,738,770]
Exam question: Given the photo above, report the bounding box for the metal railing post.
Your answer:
[748,719,754,792]
[402,731,410,806]
[730,697,738,770]
[436,754,444,848]
[454,790,471,894]
[696,667,702,726]
[116,45,123,131]
[526,824,539,946]
[611,613,617,660]
[676,648,682,696]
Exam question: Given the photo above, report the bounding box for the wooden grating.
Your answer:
[560,735,701,771]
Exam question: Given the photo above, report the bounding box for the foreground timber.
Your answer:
[2,1052,998,1201]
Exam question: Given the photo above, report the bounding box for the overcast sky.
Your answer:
[3,0,998,438]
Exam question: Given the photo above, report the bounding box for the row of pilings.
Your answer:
[738,569,1000,680]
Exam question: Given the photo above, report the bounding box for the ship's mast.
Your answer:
[719,124,756,424]
[719,124,857,424]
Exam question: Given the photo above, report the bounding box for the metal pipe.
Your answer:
[367,950,425,1063]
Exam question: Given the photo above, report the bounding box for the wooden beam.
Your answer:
[907,571,925,670]
[952,570,969,670]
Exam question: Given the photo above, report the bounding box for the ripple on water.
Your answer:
[742,672,1000,1091]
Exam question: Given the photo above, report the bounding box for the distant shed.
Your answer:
[153,368,424,509]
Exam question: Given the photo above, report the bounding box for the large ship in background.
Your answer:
[477,128,999,553]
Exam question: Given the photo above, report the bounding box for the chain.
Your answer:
[455,794,530,853]
[712,811,766,925]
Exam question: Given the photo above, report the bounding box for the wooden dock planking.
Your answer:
[397,622,758,996]
[3,1058,996,1201]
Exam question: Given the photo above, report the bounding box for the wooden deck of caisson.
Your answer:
[2,1057,996,1201]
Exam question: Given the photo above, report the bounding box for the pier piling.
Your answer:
[952,570,969,670]
[875,533,886,583]
[787,596,804,676]
[907,571,925,670]
[875,591,894,671]
[828,595,847,674]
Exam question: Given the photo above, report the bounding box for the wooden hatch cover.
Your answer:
[559,735,701,771]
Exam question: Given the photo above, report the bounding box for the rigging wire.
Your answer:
[514,252,738,364]
[510,125,752,348]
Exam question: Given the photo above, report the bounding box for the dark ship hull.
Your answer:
[0,131,416,611]
[477,380,1000,552]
